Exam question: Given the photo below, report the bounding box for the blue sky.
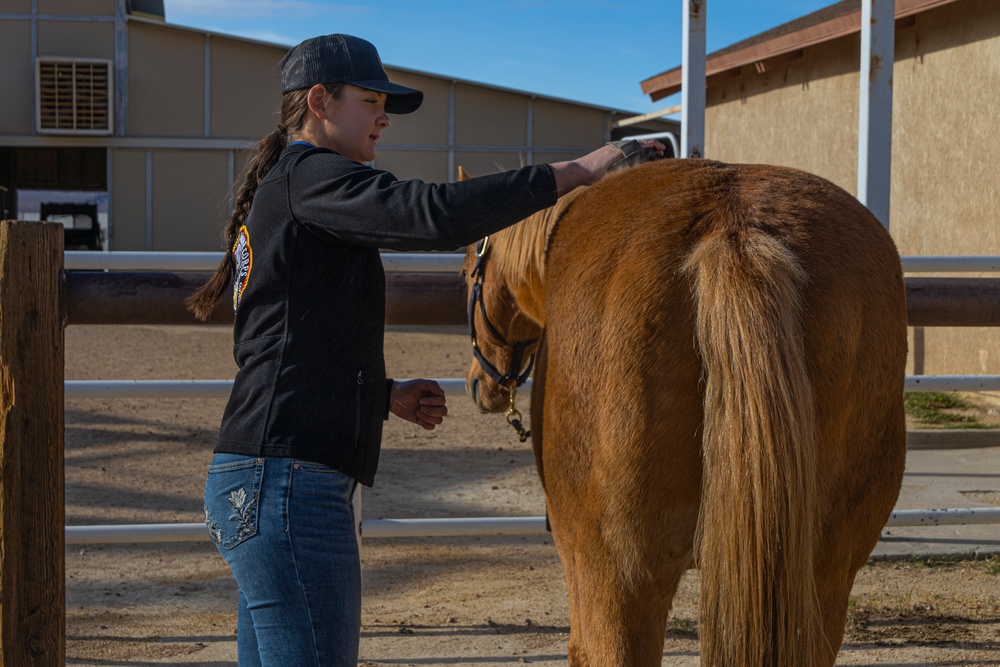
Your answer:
[163,0,836,117]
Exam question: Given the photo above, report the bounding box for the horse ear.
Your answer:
[458,165,470,181]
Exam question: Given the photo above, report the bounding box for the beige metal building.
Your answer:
[1,0,676,253]
[641,0,999,376]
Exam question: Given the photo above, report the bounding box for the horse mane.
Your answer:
[489,185,587,284]
[476,150,661,284]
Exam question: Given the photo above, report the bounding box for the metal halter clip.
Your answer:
[504,383,531,443]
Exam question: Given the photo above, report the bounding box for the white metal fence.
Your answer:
[62,251,1000,544]
[63,251,1000,274]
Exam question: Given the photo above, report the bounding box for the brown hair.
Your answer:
[186,84,341,320]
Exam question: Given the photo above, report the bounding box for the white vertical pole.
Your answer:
[681,0,706,159]
[447,81,456,181]
[857,0,895,228]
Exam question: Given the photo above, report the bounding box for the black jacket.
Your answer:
[215,143,557,485]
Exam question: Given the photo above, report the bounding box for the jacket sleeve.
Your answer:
[286,150,558,251]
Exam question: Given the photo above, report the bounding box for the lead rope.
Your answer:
[504,381,531,442]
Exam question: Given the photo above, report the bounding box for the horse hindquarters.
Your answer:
[539,268,704,666]
[684,231,825,667]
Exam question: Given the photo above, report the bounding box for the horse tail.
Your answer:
[683,228,823,666]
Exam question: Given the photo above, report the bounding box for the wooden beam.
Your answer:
[63,271,470,327]
[60,270,1000,329]
[0,220,65,666]
[610,105,682,129]
[905,278,1000,327]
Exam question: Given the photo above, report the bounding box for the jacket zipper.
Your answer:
[355,369,363,448]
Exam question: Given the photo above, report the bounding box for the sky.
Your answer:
[163,0,838,118]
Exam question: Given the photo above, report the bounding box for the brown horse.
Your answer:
[462,158,908,666]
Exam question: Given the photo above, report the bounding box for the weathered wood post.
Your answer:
[0,221,64,666]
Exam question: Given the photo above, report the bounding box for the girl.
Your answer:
[190,33,662,667]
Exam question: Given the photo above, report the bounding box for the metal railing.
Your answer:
[62,251,1000,274]
[61,251,1000,544]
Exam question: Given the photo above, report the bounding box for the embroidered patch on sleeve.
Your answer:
[232,225,253,311]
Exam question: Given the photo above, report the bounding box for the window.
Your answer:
[36,58,113,135]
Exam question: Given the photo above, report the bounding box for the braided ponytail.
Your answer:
[186,89,313,320]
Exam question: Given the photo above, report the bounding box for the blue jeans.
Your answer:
[204,454,361,667]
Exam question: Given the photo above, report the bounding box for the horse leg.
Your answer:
[813,431,906,664]
[558,523,690,666]
[547,467,698,667]
[559,547,589,667]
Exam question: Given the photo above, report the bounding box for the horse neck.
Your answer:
[491,186,585,326]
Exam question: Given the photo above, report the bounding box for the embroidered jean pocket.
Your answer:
[204,457,264,550]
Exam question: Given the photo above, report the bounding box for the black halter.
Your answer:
[467,237,538,390]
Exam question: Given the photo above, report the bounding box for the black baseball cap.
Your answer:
[279,34,424,114]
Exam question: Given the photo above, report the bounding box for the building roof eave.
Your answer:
[640,0,961,101]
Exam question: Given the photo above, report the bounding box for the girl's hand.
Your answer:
[550,139,666,195]
[390,379,448,430]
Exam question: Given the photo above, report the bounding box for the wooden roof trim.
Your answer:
[641,0,961,101]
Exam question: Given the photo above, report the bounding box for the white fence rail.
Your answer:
[63,252,1000,274]
[64,375,1000,400]
[63,507,1000,545]
[64,251,465,273]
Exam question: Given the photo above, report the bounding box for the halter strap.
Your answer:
[467,237,538,389]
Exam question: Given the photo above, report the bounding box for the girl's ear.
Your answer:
[306,84,329,119]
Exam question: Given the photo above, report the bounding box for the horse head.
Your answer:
[462,234,543,416]
[458,167,549,418]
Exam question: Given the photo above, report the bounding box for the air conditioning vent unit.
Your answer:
[36,58,113,135]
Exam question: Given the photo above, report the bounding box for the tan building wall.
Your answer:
[151,150,229,251]
[534,99,607,149]
[128,22,205,137]
[38,19,116,60]
[110,149,147,250]
[209,40,282,140]
[455,85,527,148]
[702,0,1000,376]
[385,72,451,147]
[39,0,113,15]
[0,20,33,134]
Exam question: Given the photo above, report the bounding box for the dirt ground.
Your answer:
[63,325,1000,666]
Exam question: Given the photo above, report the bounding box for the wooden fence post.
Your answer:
[0,221,64,666]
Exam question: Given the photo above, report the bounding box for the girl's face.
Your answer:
[309,83,390,163]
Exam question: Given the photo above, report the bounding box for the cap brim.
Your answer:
[348,79,424,114]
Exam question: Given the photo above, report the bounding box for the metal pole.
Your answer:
[63,251,467,272]
[61,508,1000,544]
[63,376,1000,400]
[886,507,1000,528]
[64,517,552,544]
[903,375,1000,392]
[681,0,706,159]
[902,256,1000,273]
[62,251,1000,274]
[857,0,895,228]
